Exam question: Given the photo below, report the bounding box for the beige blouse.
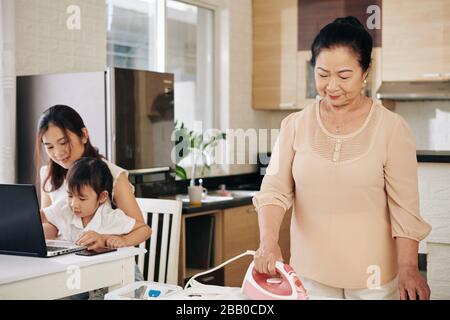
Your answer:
[253,98,432,289]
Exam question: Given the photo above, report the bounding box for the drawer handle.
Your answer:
[422,73,442,78]
[279,102,295,108]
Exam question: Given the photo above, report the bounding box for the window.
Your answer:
[106,0,215,132]
[106,0,157,70]
[166,1,214,131]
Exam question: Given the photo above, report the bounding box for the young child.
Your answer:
[42,157,151,250]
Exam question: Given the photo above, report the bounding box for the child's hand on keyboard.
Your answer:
[76,231,106,250]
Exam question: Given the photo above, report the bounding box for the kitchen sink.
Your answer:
[178,195,234,203]
[227,190,258,198]
[198,195,234,203]
[207,189,258,198]
[178,190,257,204]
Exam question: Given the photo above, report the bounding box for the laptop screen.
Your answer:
[0,184,48,257]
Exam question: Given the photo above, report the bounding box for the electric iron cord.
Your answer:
[184,250,256,290]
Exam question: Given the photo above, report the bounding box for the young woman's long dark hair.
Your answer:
[35,105,103,193]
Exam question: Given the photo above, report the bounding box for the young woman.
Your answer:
[36,104,150,249]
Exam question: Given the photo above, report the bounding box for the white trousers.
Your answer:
[300,275,400,300]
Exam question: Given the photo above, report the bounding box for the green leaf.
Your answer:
[174,119,227,174]
[175,165,187,180]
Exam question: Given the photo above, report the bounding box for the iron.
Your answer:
[241,252,309,300]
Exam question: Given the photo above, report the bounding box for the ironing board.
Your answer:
[164,280,249,300]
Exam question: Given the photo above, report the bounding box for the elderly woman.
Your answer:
[252,16,431,300]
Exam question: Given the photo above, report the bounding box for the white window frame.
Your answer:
[159,0,222,130]
[107,0,222,129]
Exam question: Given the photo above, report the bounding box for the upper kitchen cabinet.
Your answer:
[297,0,382,51]
[252,0,298,110]
[382,0,450,81]
[445,3,450,78]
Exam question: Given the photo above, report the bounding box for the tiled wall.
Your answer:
[396,102,450,255]
[15,0,106,76]
[404,102,450,299]
[427,242,450,299]
[418,163,450,246]
[418,162,450,298]
[395,101,450,151]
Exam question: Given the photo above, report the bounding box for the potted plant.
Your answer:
[174,121,226,186]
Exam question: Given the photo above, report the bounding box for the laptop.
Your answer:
[0,184,86,257]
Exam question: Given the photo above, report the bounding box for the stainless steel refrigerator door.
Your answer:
[108,68,174,171]
[17,71,107,184]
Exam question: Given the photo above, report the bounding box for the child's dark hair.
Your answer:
[310,16,373,72]
[66,157,115,208]
[36,105,103,192]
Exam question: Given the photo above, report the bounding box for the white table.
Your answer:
[0,247,145,300]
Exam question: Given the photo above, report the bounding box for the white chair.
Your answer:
[136,198,182,285]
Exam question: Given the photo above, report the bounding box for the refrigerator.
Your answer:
[17,68,175,195]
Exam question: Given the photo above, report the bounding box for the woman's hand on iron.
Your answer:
[254,241,283,276]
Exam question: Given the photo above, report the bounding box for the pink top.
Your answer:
[253,98,432,289]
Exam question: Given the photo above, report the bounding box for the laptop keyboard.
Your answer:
[47,246,66,252]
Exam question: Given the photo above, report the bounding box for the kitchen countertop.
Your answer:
[417,151,450,163]
[168,149,449,216]
[176,149,450,215]
[181,195,254,214]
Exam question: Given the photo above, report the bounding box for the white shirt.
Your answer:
[43,200,136,242]
[40,159,135,204]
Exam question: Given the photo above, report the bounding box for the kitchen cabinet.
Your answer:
[296,50,317,109]
[180,204,292,287]
[252,0,299,110]
[445,4,450,77]
[223,205,292,287]
[297,0,382,51]
[180,210,224,286]
[223,205,259,287]
[382,0,450,81]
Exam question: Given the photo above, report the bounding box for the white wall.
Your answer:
[15,0,106,76]
[0,0,16,183]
